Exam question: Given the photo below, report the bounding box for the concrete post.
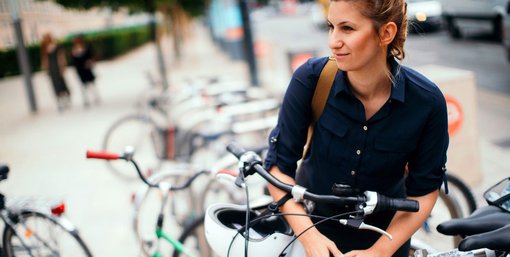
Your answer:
[8,0,37,113]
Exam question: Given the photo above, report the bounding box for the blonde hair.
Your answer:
[330,0,408,60]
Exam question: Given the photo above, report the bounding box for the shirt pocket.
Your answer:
[317,118,349,165]
[371,138,415,176]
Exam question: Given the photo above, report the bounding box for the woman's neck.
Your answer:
[347,61,391,101]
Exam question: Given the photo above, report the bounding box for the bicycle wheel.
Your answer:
[102,113,164,180]
[3,210,93,257]
[172,213,218,257]
[444,173,477,216]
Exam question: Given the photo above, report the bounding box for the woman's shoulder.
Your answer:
[400,65,443,99]
[294,56,330,76]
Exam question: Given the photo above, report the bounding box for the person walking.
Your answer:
[264,1,449,257]
[41,32,71,111]
[71,34,100,107]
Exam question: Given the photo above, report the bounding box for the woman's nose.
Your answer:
[328,32,343,49]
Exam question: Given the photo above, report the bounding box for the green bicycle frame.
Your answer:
[152,228,198,257]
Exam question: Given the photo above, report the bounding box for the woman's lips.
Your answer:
[333,53,349,60]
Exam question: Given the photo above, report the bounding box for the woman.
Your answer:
[264,1,449,257]
[41,32,71,111]
[71,35,101,107]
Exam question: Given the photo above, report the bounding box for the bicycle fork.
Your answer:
[152,183,198,257]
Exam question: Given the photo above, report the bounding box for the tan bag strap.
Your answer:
[302,57,338,158]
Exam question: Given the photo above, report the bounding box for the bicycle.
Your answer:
[86,147,213,257]
[202,142,421,257]
[412,176,510,257]
[0,164,93,257]
[173,154,477,256]
[102,77,278,180]
[132,146,269,257]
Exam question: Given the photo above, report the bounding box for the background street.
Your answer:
[1,4,509,257]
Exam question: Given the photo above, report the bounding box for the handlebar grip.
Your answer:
[376,194,419,212]
[86,150,119,160]
[226,142,247,159]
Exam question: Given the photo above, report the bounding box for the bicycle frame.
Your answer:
[152,228,198,257]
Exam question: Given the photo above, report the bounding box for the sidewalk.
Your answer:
[0,24,255,256]
[0,23,509,256]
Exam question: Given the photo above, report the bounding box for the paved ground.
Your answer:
[0,23,509,256]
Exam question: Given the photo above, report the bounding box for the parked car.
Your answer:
[312,0,443,33]
[441,0,509,41]
[407,0,443,32]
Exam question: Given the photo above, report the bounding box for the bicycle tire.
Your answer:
[2,210,93,257]
[172,213,217,257]
[102,113,164,180]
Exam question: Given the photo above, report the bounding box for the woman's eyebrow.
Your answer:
[327,19,353,26]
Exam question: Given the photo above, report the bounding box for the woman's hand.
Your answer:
[299,228,343,257]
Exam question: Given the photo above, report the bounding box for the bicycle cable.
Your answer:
[277,210,361,256]
[225,208,360,257]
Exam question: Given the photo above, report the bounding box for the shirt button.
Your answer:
[363,126,368,131]
[270,137,277,143]
[356,149,361,155]
[351,170,356,176]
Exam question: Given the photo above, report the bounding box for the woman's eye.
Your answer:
[327,23,334,30]
[342,26,354,31]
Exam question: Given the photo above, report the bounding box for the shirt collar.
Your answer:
[332,58,406,103]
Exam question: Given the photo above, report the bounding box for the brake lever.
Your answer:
[339,219,393,240]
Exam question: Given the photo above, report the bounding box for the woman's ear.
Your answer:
[379,21,398,46]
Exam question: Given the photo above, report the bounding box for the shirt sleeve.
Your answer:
[406,89,449,197]
[263,58,325,178]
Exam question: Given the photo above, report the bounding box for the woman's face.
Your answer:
[327,1,385,72]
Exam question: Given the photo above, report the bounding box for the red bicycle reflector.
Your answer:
[51,203,65,215]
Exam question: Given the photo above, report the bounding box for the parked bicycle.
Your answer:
[0,165,93,257]
[86,147,213,257]
[102,76,278,180]
[131,146,269,257]
[413,176,510,257]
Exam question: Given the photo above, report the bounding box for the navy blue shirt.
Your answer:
[265,56,448,196]
[264,57,449,253]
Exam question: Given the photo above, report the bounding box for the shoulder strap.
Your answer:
[302,57,338,159]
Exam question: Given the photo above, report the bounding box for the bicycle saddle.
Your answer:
[458,223,510,251]
[436,205,510,236]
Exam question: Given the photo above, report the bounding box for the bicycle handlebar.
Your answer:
[226,142,419,214]
[86,149,207,190]
[86,150,120,160]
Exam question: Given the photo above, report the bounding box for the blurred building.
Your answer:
[0,0,149,49]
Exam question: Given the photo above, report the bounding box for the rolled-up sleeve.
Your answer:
[406,90,449,197]
[263,58,326,178]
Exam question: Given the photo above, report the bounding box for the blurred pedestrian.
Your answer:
[71,34,101,107]
[41,32,71,111]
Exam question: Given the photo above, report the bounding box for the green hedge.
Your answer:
[0,25,152,79]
